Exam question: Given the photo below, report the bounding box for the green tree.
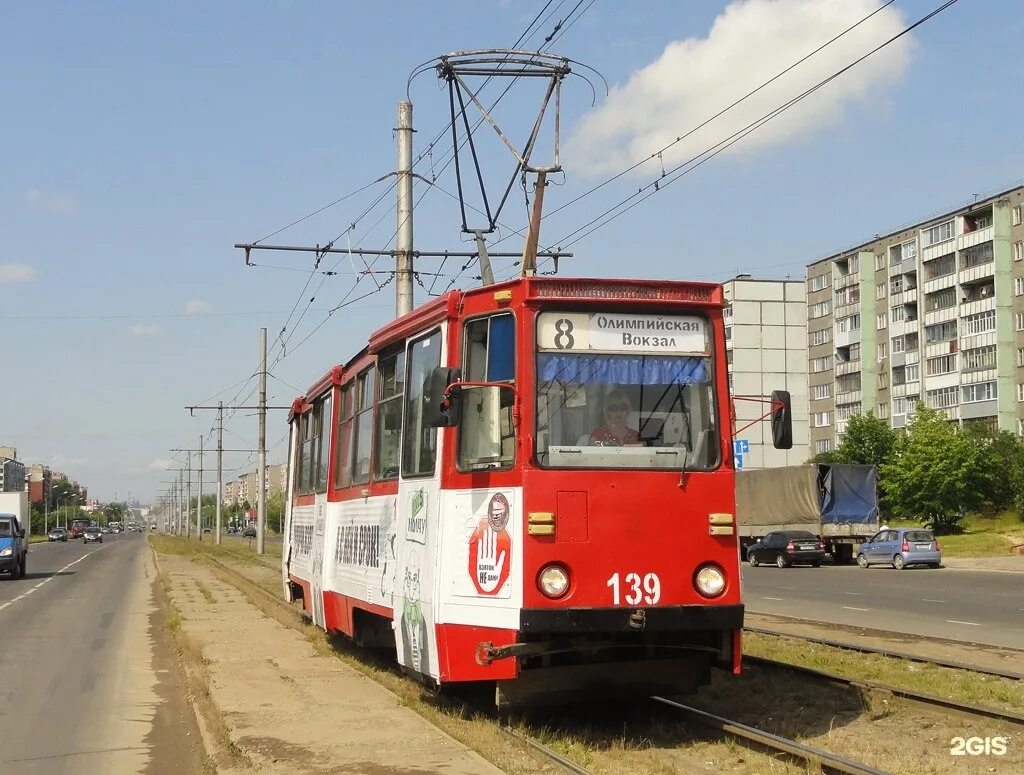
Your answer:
[961,424,1022,514]
[266,491,285,533]
[832,411,897,466]
[881,405,986,533]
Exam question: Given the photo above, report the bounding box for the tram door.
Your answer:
[394,327,445,680]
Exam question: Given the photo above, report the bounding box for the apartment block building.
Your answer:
[806,186,1024,454]
[724,276,809,468]
[223,463,289,507]
[0,447,26,493]
[27,464,52,505]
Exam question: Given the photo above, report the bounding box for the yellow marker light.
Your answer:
[708,513,734,525]
[493,290,513,304]
[709,525,735,536]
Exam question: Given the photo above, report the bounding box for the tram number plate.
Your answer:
[606,572,661,605]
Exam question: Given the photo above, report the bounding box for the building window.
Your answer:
[1018,384,1024,403]
[1013,205,1022,226]
[808,273,831,292]
[809,327,832,347]
[835,286,861,307]
[890,304,906,323]
[876,402,889,419]
[878,371,888,389]
[1017,313,1024,332]
[877,313,887,330]
[961,381,996,404]
[891,335,905,353]
[924,253,956,280]
[809,301,831,319]
[811,355,833,373]
[836,403,860,421]
[925,320,957,343]
[922,220,955,248]
[963,310,996,335]
[925,287,956,311]
[815,438,833,455]
[961,242,994,270]
[836,314,861,333]
[1018,348,1024,368]
[962,345,996,372]
[1017,277,1024,296]
[926,386,959,409]
[926,354,957,376]
[906,363,919,382]
[876,282,887,300]
[812,383,831,400]
[875,254,886,271]
[889,276,904,295]
[890,240,917,265]
[877,342,887,360]
[1014,241,1024,262]
[811,411,832,428]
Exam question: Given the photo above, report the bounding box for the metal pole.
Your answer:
[396,100,414,317]
[186,451,192,539]
[179,472,184,535]
[44,477,49,535]
[257,327,267,555]
[522,171,548,277]
[216,401,223,545]
[197,435,204,540]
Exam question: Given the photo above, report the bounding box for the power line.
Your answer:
[548,0,960,253]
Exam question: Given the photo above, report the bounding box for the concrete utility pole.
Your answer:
[256,327,267,556]
[395,100,414,317]
[186,451,192,539]
[44,477,49,536]
[522,171,548,277]
[216,401,223,545]
[197,435,204,540]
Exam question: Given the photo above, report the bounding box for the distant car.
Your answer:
[48,527,69,542]
[748,530,825,568]
[857,528,941,570]
[242,527,257,538]
[70,520,90,539]
[83,526,103,544]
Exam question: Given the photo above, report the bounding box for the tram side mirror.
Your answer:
[771,389,793,450]
[423,366,463,428]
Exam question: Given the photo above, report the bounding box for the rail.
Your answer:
[652,696,889,775]
[745,626,1024,681]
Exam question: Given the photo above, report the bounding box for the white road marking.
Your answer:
[923,598,946,603]
[0,547,106,612]
[946,619,981,626]
[842,606,869,612]
[843,591,864,596]
[762,596,784,601]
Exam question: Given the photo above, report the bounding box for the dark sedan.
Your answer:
[748,530,825,568]
[83,526,103,544]
[47,527,69,542]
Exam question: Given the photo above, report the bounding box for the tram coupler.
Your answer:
[475,641,548,666]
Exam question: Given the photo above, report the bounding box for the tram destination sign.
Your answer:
[537,312,707,354]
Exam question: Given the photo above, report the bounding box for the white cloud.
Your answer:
[129,322,164,337]
[566,0,911,176]
[183,299,212,315]
[25,189,79,214]
[0,263,38,285]
[148,458,171,471]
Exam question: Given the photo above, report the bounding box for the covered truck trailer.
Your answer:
[736,464,880,564]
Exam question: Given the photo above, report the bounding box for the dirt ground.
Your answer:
[156,553,504,775]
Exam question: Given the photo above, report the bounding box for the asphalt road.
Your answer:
[742,562,1024,650]
[0,533,203,774]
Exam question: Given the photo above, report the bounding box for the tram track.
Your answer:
[745,625,1024,681]
[652,696,888,775]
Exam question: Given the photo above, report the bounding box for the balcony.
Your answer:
[958,225,994,251]
[892,383,907,398]
[835,390,862,406]
[835,327,862,348]
[905,349,921,365]
[835,360,861,376]
[960,296,995,318]
[833,302,860,320]
[961,399,997,420]
[903,287,919,305]
[833,272,860,291]
[922,273,957,295]
[960,261,995,285]
[923,305,957,325]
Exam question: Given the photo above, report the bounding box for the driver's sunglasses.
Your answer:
[606,403,629,412]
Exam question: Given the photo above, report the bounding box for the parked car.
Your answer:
[857,528,941,570]
[242,527,257,538]
[747,530,826,568]
[48,527,69,542]
[83,526,103,544]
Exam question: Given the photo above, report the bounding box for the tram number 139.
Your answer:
[606,572,661,605]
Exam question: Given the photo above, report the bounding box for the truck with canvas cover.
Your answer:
[735,464,879,564]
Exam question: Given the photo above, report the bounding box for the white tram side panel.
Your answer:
[437,487,523,631]
[326,494,398,612]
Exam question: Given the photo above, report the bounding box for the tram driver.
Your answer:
[587,389,642,447]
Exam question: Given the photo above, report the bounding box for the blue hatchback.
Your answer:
[857,528,941,570]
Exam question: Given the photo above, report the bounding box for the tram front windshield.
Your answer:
[535,313,719,471]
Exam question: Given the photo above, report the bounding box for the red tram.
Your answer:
[282,276,791,706]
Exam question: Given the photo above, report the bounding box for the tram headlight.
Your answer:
[538,564,570,599]
[694,564,726,598]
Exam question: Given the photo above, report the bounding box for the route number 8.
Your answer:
[607,572,661,605]
[553,318,575,350]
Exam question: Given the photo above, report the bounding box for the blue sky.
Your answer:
[2,0,1021,502]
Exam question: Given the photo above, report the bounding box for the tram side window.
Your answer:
[374,349,405,480]
[293,414,309,494]
[459,314,515,470]
[403,330,442,478]
[334,384,353,488]
[351,368,375,485]
[297,411,315,495]
[313,390,332,492]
